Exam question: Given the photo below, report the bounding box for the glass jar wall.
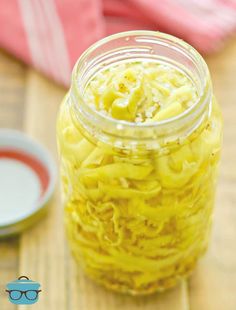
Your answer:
[57,31,223,295]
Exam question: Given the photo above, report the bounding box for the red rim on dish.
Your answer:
[0,129,56,237]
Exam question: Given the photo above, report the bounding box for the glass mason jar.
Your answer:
[57,31,223,295]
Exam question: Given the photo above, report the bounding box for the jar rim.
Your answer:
[70,30,212,144]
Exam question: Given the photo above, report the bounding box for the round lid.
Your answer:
[8,276,37,285]
[6,276,40,290]
[0,129,56,237]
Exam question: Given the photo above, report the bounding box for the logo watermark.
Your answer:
[6,276,41,305]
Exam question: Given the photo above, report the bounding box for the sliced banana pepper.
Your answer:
[84,62,198,123]
[57,61,222,295]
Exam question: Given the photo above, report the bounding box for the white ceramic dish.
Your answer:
[0,129,56,237]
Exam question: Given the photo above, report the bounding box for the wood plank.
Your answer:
[0,238,19,310]
[18,70,66,310]
[0,50,26,129]
[188,39,236,310]
[0,50,26,310]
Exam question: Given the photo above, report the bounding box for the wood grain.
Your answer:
[19,71,66,310]
[0,37,236,309]
[188,39,236,310]
[0,50,26,310]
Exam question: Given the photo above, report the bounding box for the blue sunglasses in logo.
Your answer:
[6,289,41,301]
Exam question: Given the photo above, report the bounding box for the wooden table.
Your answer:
[0,39,236,310]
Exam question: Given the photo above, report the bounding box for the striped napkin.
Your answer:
[0,0,235,85]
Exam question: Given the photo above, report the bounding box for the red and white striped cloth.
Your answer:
[0,0,236,86]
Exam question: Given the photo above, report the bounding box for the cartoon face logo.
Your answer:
[6,276,41,305]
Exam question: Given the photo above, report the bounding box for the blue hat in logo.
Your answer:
[6,276,41,305]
